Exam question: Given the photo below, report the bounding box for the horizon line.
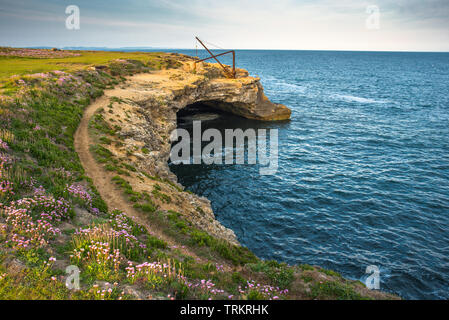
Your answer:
[4,45,449,54]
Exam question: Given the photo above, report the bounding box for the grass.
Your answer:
[309,281,369,300]
[0,51,164,85]
[152,184,172,203]
[164,210,258,265]
[0,48,173,299]
[0,266,70,300]
[248,260,295,289]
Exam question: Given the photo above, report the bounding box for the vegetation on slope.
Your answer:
[0,47,396,300]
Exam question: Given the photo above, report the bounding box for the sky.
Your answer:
[0,0,448,51]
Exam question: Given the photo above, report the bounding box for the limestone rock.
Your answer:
[100,57,291,245]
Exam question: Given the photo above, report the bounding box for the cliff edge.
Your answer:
[86,55,290,244]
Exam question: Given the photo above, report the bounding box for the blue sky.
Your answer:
[0,0,448,51]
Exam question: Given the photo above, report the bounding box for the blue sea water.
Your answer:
[167,50,449,299]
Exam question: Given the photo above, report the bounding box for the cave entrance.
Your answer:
[176,101,243,128]
[171,101,265,167]
[171,101,255,167]
[176,101,256,130]
[177,102,224,128]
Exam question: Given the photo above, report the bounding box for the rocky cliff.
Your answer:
[95,54,291,244]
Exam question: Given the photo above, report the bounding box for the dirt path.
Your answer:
[73,85,204,261]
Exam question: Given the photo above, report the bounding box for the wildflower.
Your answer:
[0,139,8,150]
[67,183,99,214]
[2,194,71,249]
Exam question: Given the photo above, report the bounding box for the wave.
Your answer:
[263,76,306,94]
[334,94,389,104]
[180,113,220,122]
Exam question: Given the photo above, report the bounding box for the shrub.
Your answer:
[309,281,368,300]
[147,235,167,250]
[133,202,156,213]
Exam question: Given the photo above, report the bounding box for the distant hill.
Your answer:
[62,46,162,51]
[22,46,168,51]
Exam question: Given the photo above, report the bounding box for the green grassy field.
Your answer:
[0,48,164,84]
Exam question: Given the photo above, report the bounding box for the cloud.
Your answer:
[0,0,448,51]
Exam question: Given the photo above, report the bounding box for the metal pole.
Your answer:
[232,51,235,77]
[195,37,234,78]
[195,50,235,63]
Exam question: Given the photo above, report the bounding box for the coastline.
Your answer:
[0,48,398,300]
[80,54,291,244]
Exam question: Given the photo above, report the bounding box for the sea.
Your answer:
[160,49,449,300]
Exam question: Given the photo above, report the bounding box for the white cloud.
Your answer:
[0,0,448,51]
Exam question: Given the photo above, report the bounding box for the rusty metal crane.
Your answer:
[194,37,236,79]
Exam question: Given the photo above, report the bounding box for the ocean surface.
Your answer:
[165,49,449,299]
